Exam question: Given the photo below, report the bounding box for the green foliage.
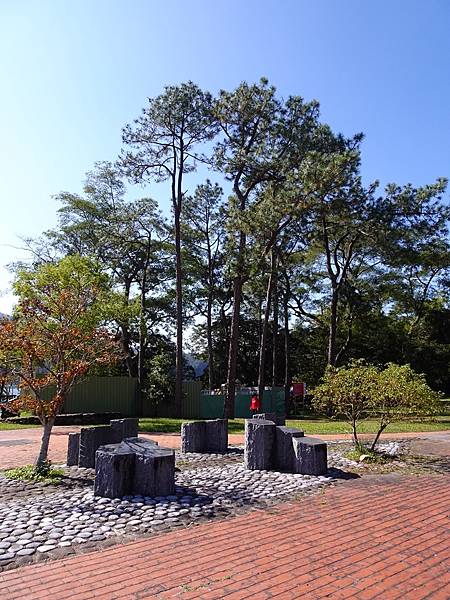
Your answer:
[376,363,441,422]
[312,360,441,448]
[144,350,176,409]
[344,446,390,464]
[5,462,64,484]
[312,360,379,444]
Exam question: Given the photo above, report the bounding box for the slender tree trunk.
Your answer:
[258,251,275,403]
[225,225,246,419]
[36,418,55,467]
[257,295,262,348]
[120,281,137,378]
[283,283,291,411]
[370,423,388,451]
[328,288,339,366]
[137,241,151,416]
[207,292,214,391]
[351,417,359,448]
[225,274,243,418]
[272,253,278,389]
[174,206,183,416]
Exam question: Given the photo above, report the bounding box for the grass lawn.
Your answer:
[138,416,450,435]
[0,422,40,430]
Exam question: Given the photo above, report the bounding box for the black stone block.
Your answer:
[66,432,80,466]
[292,436,327,476]
[205,419,228,453]
[253,412,286,426]
[275,426,305,472]
[79,425,113,468]
[110,418,139,443]
[181,421,206,453]
[244,419,276,470]
[94,444,135,498]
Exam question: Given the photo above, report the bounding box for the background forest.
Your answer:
[13,79,450,416]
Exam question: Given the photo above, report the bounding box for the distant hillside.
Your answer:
[185,354,207,378]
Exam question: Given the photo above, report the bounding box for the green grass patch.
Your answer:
[138,415,450,435]
[344,445,391,463]
[288,416,450,435]
[4,463,64,484]
[0,422,40,430]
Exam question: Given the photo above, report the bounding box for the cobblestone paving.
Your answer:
[1,439,447,575]
[0,445,350,572]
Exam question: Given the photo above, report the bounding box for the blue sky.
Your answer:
[0,0,449,312]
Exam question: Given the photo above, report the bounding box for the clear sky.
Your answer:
[1,0,449,313]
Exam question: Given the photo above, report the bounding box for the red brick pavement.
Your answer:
[0,474,449,599]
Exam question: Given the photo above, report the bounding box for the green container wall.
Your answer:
[182,381,203,418]
[200,394,224,419]
[51,377,140,416]
[42,377,284,419]
[145,381,203,418]
[199,388,285,419]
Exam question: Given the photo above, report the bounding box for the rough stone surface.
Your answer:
[181,421,206,453]
[129,440,175,497]
[95,437,173,499]
[79,426,113,468]
[292,436,328,476]
[253,412,286,426]
[253,412,277,423]
[204,419,228,453]
[244,419,276,471]
[94,445,135,499]
[275,426,305,472]
[66,433,80,467]
[110,419,139,444]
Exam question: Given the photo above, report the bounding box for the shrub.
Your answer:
[312,360,440,449]
[312,360,378,446]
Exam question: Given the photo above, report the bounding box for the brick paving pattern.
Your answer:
[0,473,448,599]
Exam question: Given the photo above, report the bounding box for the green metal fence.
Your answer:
[45,377,140,416]
[42,377,285,419]
[200,388,285,419]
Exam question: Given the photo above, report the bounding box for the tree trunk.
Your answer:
[351,417,359,448]
[370,423,388,451]
[258,251,275,403]
[328,288,339,366]
[174,205,183,416]
[225,180,247,419]
[224,270,243,419]
[137,238,151,416]
[272,253,278,389]
[283,283,291,410]
[119,279,137,377]
[36,418,55,467]
[207,292,214,391]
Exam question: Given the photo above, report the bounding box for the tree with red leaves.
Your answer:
[0,255,120,468]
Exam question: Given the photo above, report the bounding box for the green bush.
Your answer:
[312,360,440,449]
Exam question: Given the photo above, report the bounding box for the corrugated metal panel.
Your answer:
[182,381,202,418]
[41,379,284,420]
[200,395,224,418]
[61,377,140,415]
[144,381,202,418]
[200,389,285,419]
